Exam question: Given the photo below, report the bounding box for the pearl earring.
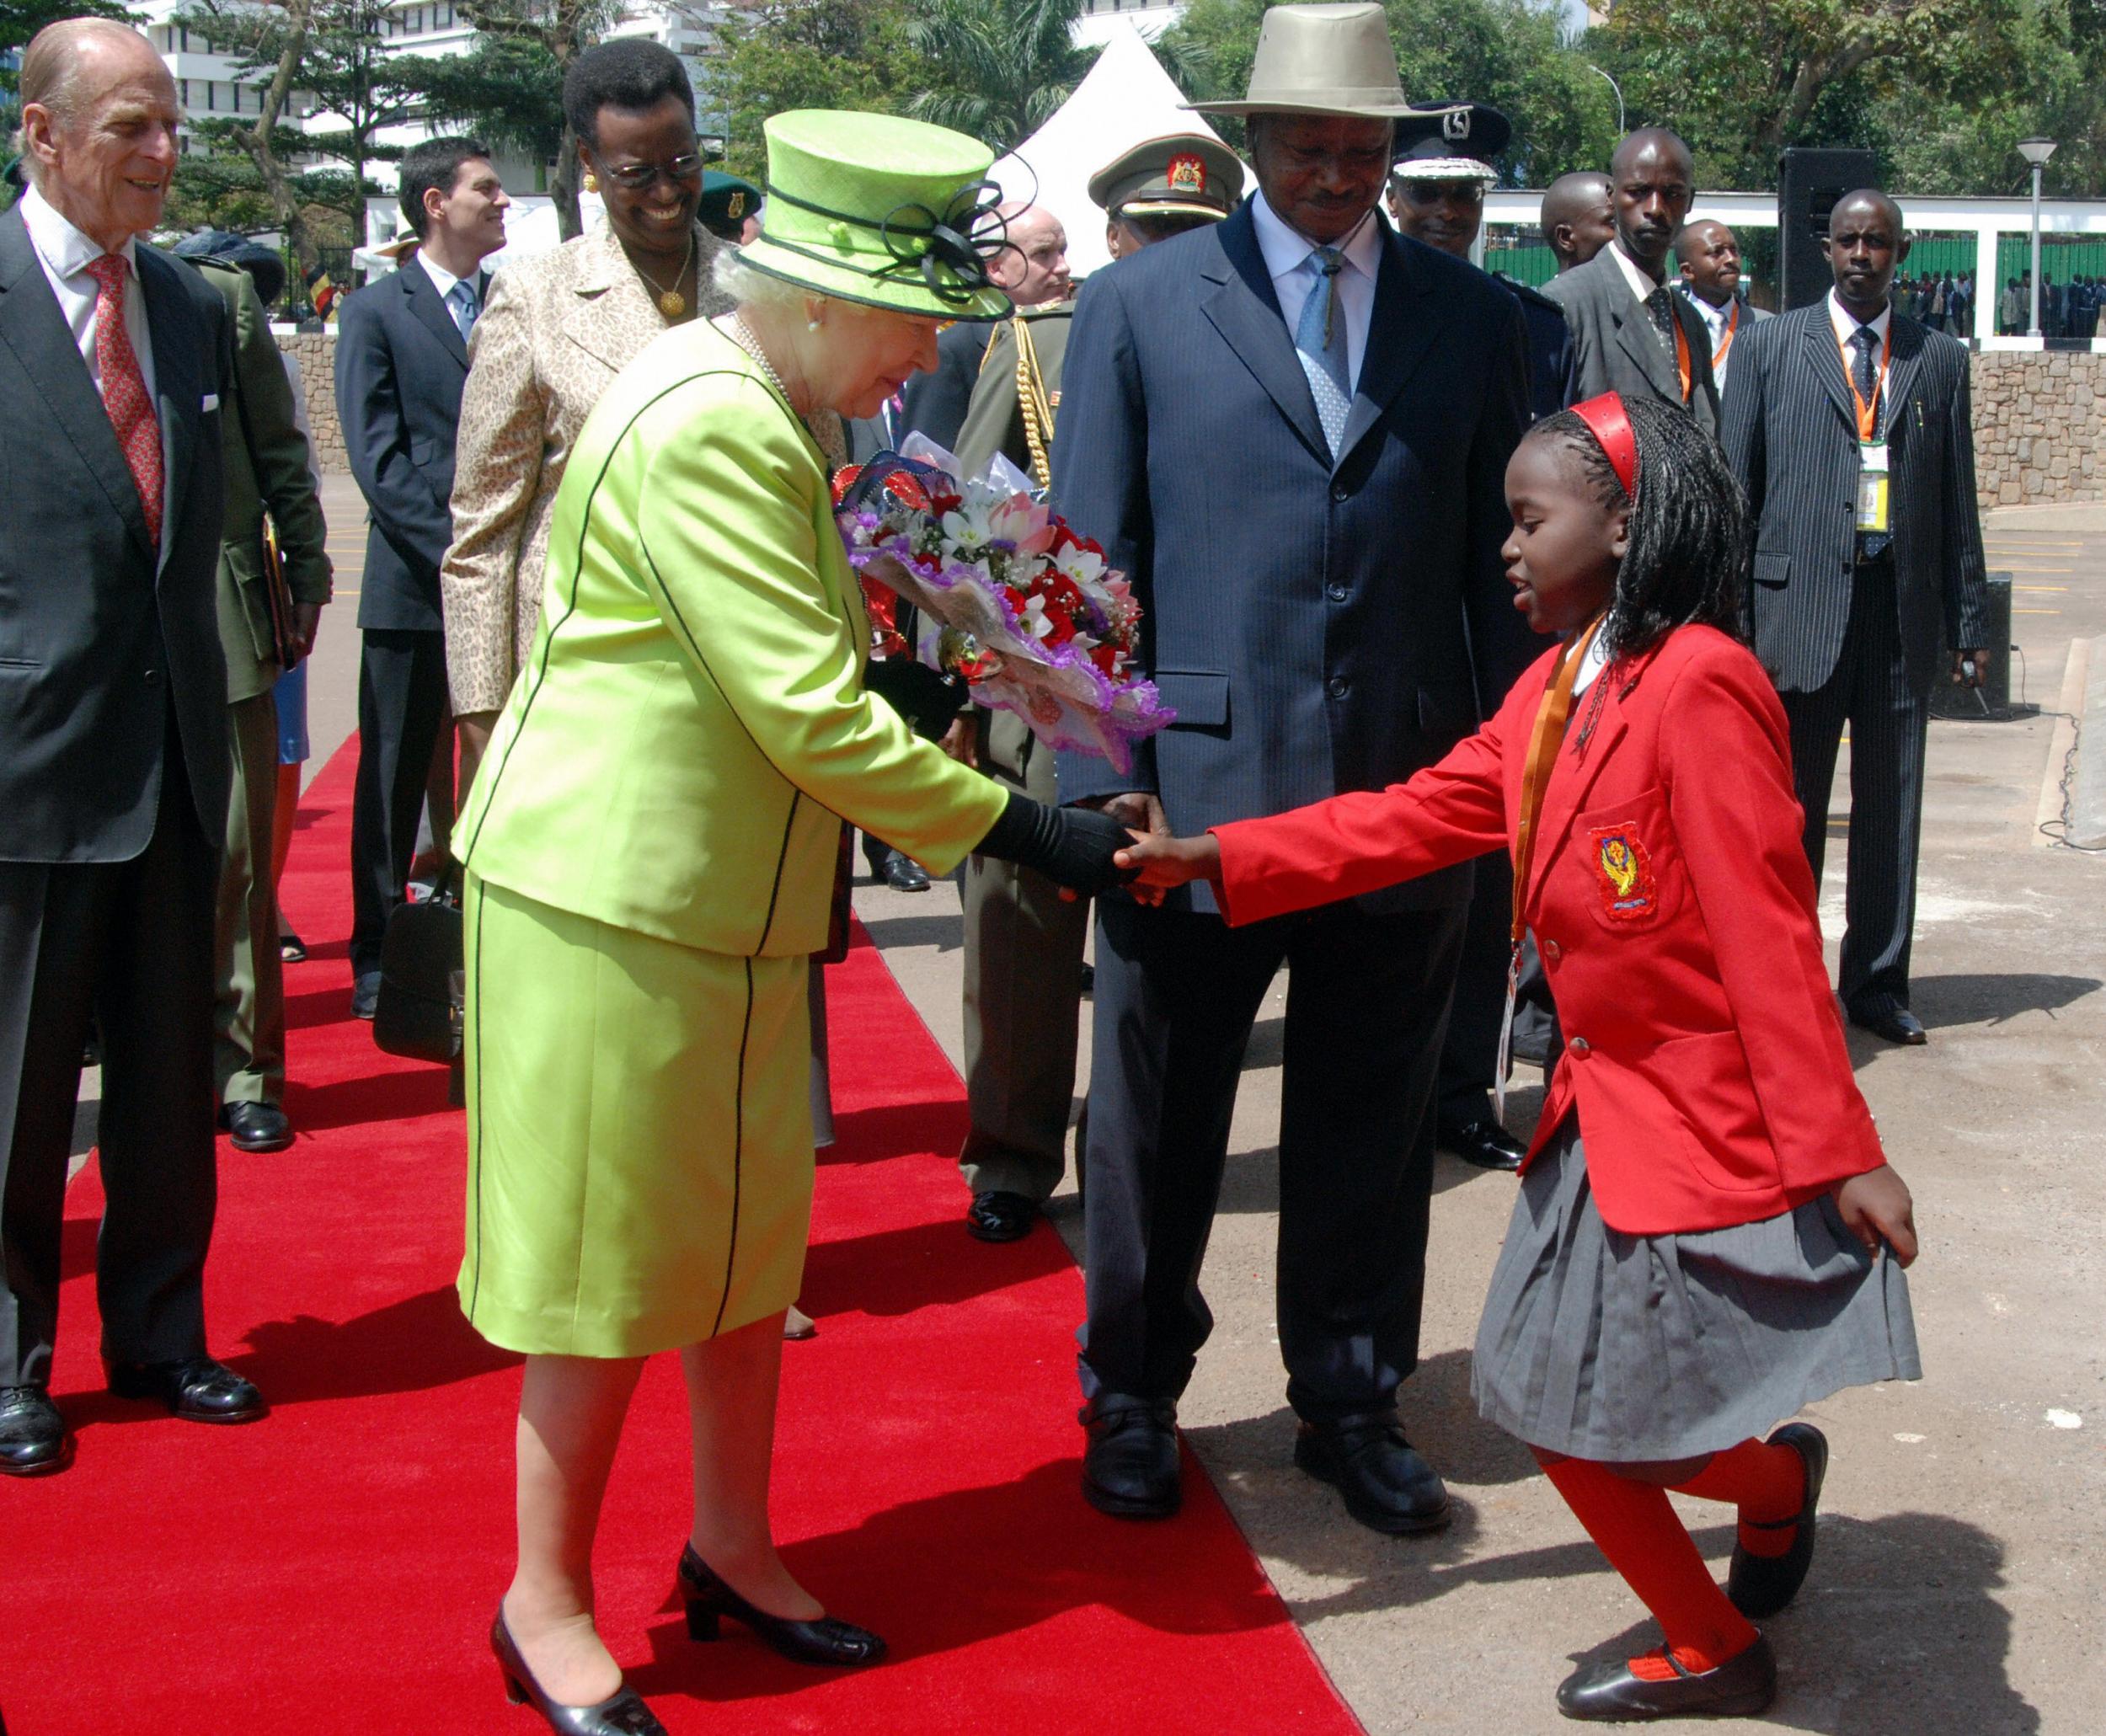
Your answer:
[807,317,822,331]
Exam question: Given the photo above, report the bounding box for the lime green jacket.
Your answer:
[454,320,1007,959]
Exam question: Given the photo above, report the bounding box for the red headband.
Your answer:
[1569,391,1638,499]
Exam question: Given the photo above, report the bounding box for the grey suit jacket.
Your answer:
[0,207,233,863]
[334,254,484,633]
[1050,205,1536,915]
[1721,302,1988,696]
[1543,244,1719,435]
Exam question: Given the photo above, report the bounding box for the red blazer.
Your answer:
[1214,624,1886,1236]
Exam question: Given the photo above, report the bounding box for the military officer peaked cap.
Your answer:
[1391,99,1509,183]
[1087,134,1243,222]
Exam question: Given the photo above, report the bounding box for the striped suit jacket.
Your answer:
[1049,202,1537,916]
[1721,302,1988,696]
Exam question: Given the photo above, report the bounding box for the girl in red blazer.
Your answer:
[1122,393,1920,1723]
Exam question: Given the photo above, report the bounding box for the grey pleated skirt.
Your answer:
[1472,1120,1921,1461]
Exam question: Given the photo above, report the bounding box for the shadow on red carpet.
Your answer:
[6,740,1362,1735]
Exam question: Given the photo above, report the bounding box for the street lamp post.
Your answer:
[1585,63,1625,137]
[2018,136,2056,340]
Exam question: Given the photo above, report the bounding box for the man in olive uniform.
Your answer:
[1384,103,1565,1172]
[174,237,332,1153]
[949,133,1238,1242]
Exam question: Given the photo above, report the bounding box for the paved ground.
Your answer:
[270,485,2105,1729]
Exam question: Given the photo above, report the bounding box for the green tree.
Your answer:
[453,0,616,240]
[416,35,568,196]
[709,0,924,179]
[1161,0,1617,187]
[903,0,1099,153]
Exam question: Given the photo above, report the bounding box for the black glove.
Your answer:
[976,792,1136,895]
[863,657,970,741]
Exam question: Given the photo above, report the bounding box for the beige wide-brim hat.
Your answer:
[1186,3,1413,120]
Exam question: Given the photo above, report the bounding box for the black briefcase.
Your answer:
[372,867,464,1064]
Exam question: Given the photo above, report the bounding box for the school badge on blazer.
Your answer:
[1590,824,1656,921]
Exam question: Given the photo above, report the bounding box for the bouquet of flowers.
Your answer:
[833,435,1172,774]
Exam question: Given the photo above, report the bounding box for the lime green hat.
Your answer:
[739,110,1014,323]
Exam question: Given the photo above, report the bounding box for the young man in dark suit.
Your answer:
[1674,218,1770,400]
[1054,3,1534,1533]
[1542,127,1719,434]
[1721,190,1990,1045]
[335,136,509,1018]
[0,19,261,1474]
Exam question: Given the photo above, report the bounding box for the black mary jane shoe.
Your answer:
[106,1355,265,1424]
[1727,1422,1829,1618]
[1293,1411,1451,1535]
[491,1613,666,1736]
[676,1543,886,1667]
[1558,1636,1777,1722]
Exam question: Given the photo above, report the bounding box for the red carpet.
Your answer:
[8,740,1361,1735]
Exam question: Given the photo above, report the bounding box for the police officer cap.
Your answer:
[1390,100,1508,184]
[1086,133,1242,222]
[699,169,762,240]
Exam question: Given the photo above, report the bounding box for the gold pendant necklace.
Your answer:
[633,230,694,319]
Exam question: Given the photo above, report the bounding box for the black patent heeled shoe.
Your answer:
[675,1542,886,1667]
[490,1611,667,1736]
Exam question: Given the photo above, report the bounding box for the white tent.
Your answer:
[992,21,1252,281]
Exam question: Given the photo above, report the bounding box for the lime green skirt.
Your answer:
[457,873,814,1357]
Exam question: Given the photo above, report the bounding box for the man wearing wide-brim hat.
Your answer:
[1053,2,1537,1535]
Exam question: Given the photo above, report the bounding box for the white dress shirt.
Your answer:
[1607,238,1668,312]
[1681,288,1739,393]
[1826,287,1892,350]
[1251,190,1382,392]
[19,183,158,412]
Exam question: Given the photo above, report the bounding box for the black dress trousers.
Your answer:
[1079,895,1467,1422]
[0,728,220,1387]
[348,627,450,979]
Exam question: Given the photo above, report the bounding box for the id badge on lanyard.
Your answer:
[1857,441,1890,534]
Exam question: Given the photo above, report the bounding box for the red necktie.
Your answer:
[84,253,163,548]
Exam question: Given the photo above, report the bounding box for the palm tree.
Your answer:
[905,0,1098,152]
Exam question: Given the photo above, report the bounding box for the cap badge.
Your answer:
[1443,109,1470,142]
[1167,152,1206,194]
[727,190,746,217]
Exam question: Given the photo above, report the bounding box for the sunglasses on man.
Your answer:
[1392,178,1485,208]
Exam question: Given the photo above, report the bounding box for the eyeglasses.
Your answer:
[600,153,705,190]
[1394,179,1484,208]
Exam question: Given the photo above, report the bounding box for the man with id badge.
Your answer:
[1722,190,1991,1049]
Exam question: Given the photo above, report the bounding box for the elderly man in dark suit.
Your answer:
[0,19,262,1475]
[335,136,509,1019]
[1542,128,1718,434]
[1055,3,1534,1532]
[1723,190,1989,1047]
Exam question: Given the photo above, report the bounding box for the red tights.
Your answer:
[1537,1439,1804,1678]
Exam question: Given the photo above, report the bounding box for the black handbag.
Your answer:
[372,865,465,1063]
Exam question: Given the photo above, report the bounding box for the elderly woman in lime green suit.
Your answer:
[454,113,1132,1736]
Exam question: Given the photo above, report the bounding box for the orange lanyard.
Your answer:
[1510,617,1603,950]
[1670,314,1692,403]
[1710,299,1740,372]
[1836,318,1892,441]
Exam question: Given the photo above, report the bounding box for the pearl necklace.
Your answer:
[717,313,847,468]
[722,312,789,398]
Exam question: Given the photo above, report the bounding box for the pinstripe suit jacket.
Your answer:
[1049,203,1535,915]
[1541,243,1719,436]
[1721,302,1987,696]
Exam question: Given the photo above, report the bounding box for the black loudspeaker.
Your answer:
[1931,571,2015,719]
[1777,148,1879,310]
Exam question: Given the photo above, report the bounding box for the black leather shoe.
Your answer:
[1556,1636,1777,1722]
[1727,1422,1828,1618]
[106,1355,265,1424]
[1294,1411,1451,1534]
[1080,1395,1181,1519]
[1851,1003,1927,1045]
[0,1386,72,1476]
[219,1100,293,1153]
[879,850,930,893]
[965,1190,1038,1242]
[350,970,382,1021]
[1440,1118,1526,1172]
[676,1543,885,1666]
[491,1611,667,1734]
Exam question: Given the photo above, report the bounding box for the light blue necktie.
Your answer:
[1293,246,1350,458]
[447,279,479,341]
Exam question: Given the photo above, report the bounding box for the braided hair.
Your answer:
[1526,394,1750,661]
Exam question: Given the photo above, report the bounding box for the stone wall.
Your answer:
[1970,351,2105,510]
[273,329,348,474]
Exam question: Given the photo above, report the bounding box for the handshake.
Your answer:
[973,791,1222,903]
